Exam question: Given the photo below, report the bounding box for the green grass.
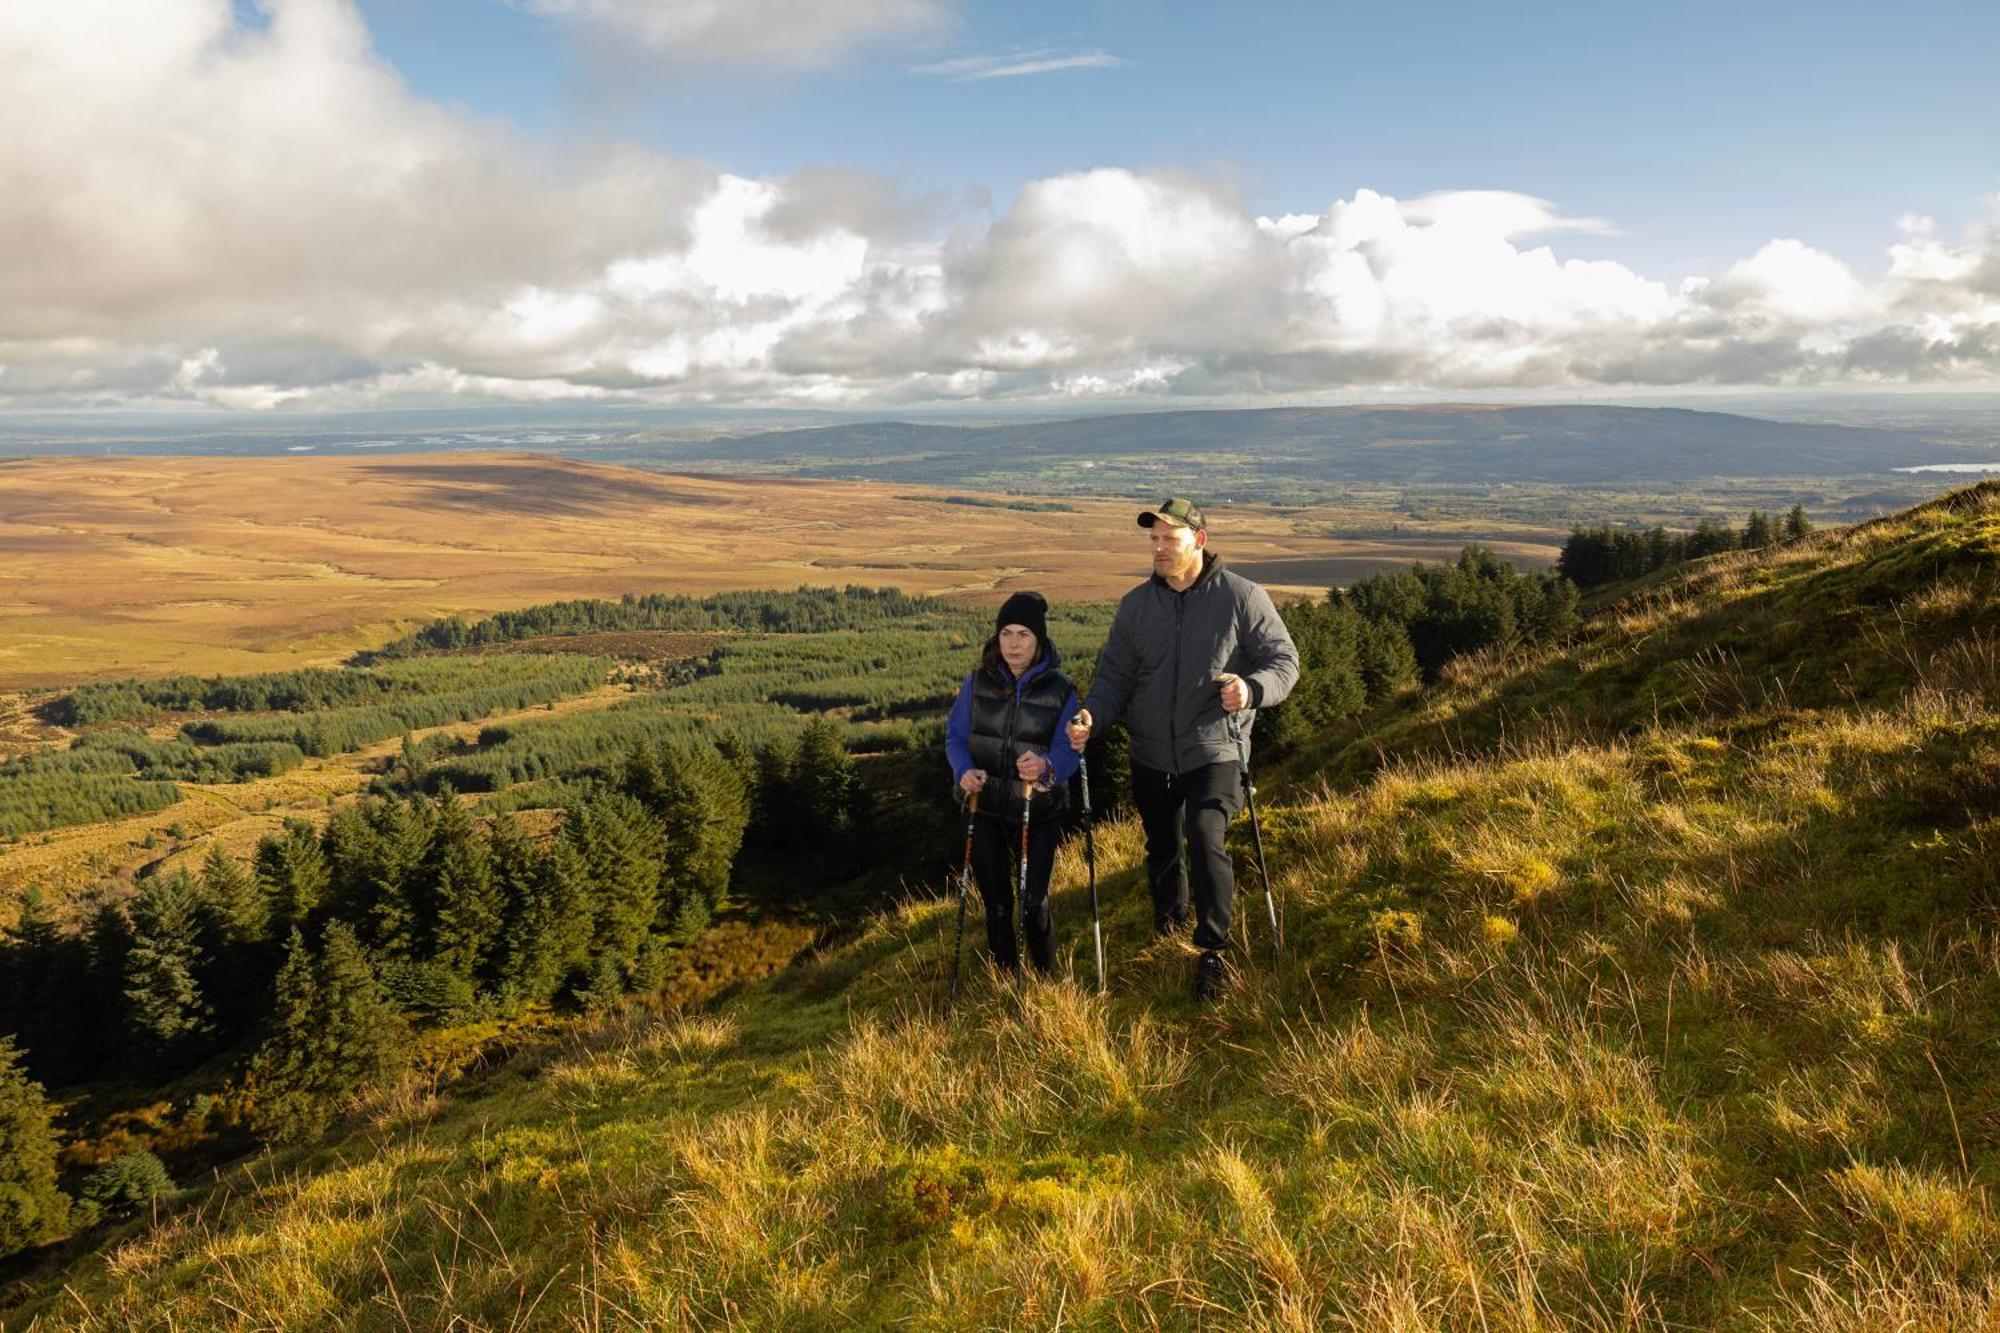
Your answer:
[5,484,1998,1329]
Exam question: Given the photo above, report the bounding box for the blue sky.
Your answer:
[3,0,1997,411]
[352,0,2000,281]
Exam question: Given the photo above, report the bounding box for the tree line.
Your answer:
[373,585,958,658]
[1556,505,1814,590]
[181,656,608,756]
[1259,545,1580,751]
[52,653,599,727]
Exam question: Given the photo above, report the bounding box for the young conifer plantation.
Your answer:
[1,490,1996,1327]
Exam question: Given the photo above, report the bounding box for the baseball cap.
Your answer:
[1137,497,1206,531]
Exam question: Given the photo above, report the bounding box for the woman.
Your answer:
[945,591,1081,978]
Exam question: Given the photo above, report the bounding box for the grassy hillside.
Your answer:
[5,485,1998,1329]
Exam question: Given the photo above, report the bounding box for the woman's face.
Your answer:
[997,624,1039,673]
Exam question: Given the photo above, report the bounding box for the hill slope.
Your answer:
[5,486,1998,1329]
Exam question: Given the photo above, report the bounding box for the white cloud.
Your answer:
[518,0,949,69]
[912,49,1125,80]
[1704,238,1871,325]
[2,1,1999,411]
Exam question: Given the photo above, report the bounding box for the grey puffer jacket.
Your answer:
[1081,553,1301,775]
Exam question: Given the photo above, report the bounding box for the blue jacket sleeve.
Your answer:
[1043,689,1081,789]
[945,672,977,781]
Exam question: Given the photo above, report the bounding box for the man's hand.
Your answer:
[958,769,988,795]
[1015,750,1049,783]
[1067,708,1093,752]
[1216,673,1251,714]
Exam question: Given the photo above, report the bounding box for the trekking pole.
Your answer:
[1079,754,1104,994]
[948,787,978,1006]
[1018,780,1034,976]
[1233,724,1281,963]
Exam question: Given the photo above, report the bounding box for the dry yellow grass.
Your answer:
[0,452,1556,688]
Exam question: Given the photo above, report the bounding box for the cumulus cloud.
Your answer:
[518,0,949,70]
[2,0,1999,411]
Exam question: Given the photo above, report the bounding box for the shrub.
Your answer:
[79,1150,173,1219]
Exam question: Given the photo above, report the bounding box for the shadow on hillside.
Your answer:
[366,461,730,518]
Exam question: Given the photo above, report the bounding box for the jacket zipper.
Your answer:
[1170,588,1184,778]
[1004,674,1020,821]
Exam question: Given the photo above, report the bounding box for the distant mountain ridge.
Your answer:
[676,403,1972,486]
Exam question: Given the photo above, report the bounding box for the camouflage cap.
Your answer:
[1137,497,1207,531]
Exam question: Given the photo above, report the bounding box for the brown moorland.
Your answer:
[0,451,1558,688]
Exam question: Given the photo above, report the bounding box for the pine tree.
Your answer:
[489,814,562,1001]
[1358,616,1420,702]
[624,741,750,935]
[80,894,135,1073]
[751,734,801,846]
[1517,573,1581,642]
[1685,518,1739,559]
[247,924,404,1145]
[567,791,664,975]
[1646,525,1677,572]
[256,820,329,938]
[793,717,861,850]
[1784,503,1814,540]
[0,1037,70,1257]
[421,790,500,983]
[194,847,276,1045]
[247,931,319,1142]
[358,797,434,961]
[1259,600,1367,753]
[2,891,100,1086]
[197,845,265,946]
[320,802,385,929]
[1743,510,1775,548]
[122,871,214,1069]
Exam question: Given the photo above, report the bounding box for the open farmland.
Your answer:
[0,452,1559,688]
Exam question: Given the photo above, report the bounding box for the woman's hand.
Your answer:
[1067,708,1092,751]
[1015,750,1050,784]
[959,769,988,795]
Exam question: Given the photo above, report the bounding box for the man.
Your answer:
[1066,497,1300,1000]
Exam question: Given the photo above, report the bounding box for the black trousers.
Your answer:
[1131,762,1242,951]
[971,815,1060,975]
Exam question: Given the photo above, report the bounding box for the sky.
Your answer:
[2,0,1998,414]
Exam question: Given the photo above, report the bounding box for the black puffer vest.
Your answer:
[967,645,1073,826]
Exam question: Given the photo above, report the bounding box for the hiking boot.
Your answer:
[1154,911,1189,941]
[1192,950,1228,1002]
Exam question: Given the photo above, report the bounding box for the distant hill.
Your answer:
[666,403,1975,487]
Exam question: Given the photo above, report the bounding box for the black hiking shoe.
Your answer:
[1193,950,1228,1002]
[1154,911,1189,941]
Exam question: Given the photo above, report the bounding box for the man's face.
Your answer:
[1149,522,1203,577]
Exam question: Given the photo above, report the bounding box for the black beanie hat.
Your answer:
[995,590,1049,644]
